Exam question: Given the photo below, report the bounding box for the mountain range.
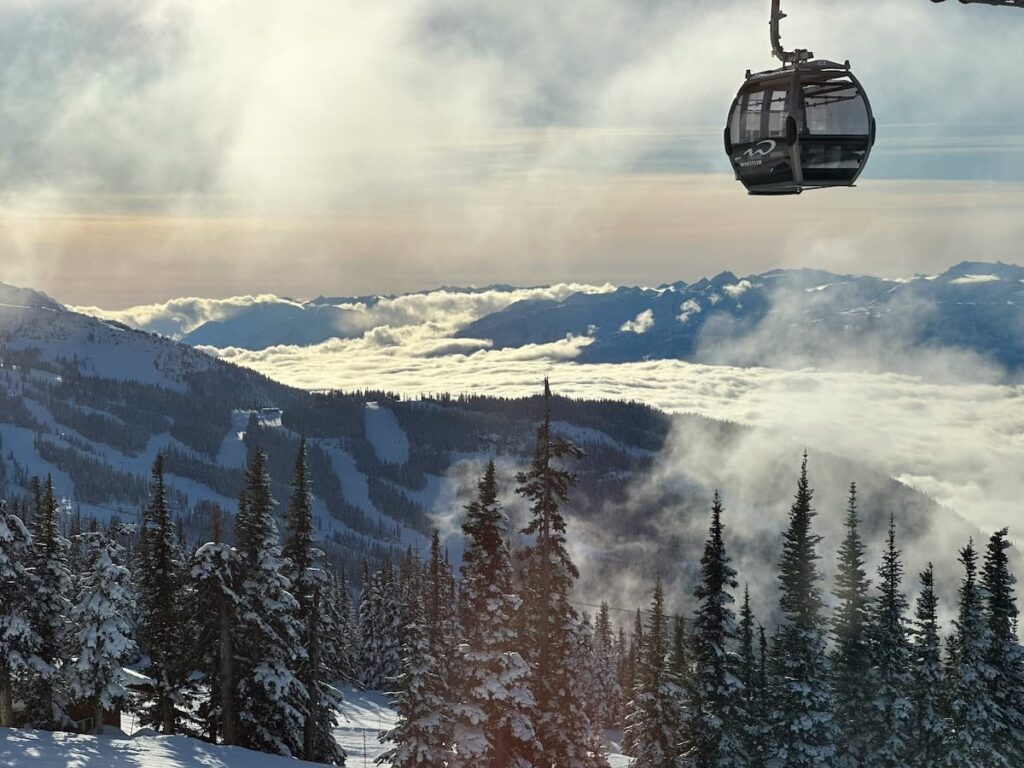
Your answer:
[0,278,992,608]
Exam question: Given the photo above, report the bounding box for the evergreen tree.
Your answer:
[0,499,41,727]
[24,476,72,728]
[981,528,1024,764]
[667,614,692,759]
[455,461,537,767]
[282,438,345,765]
[593,602,623,731]
[234,450,308,758]
[907,564,945,768]
[378,603,453,767]
[687,492,746,768]
[944,540,1001,767]
[136,454,185,733]
[69,529,136,734]
[359,560,402,690]
[865,514,912,767]
[830,483,872,768]
[190,531,240,746]
[624,578,680,768]
[766,453,838,767]
[737,586,763,768]
[516,380,607,768]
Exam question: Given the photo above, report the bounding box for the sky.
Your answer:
[1,0,1024,306]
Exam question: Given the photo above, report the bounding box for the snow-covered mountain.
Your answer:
[0,280,996,604]
[79,261,1024,380]
[457,261,1024,373]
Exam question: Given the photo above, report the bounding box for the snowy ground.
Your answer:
[0,689,629,767]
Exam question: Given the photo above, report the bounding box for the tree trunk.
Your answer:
[219,598,236,746]
[93,703,104,735]
[161,686,175,734]
[0,667,13,727]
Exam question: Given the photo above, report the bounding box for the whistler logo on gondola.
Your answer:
[736,139,777,167]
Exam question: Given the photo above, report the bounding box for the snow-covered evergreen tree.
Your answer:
[454,460,537,768]
[136,454,185,733]
[0,499,42,727]
[907,563,945,768]
[69,529,136,734]
[667,614,692,762]
[234,450,308,758]
[323,569,357,684]
[190,532,240,746]
[766,453,838,768]
[593,602,623,731]
[686,491,746,768]
[829,483,873,768]
[943,540,1001,767]
[359,559,402,690]
[24,476,72,728]
[981,528,1024,765]
[517,380,607,768]
[737,587,764,768]
[865,514,912,767]
[625,577,680,768]
[378,604,453,767]
[282,438,345,765]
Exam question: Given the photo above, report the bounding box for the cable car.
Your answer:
[725,60,876,195]
[725,0,876,195]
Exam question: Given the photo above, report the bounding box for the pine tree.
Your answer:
[517,380,607,768]
[830,483,872,768]
[136,454,186,733]
[667,614,692,759]
[190,532,240,746]
[865,514,912,767]
[737,586,763,767]
[69,529,136,734]
[593,602,623,731]
[359,560,402,690]
[24,476,72,728]
[907,564,945,768]
[944,540,1000,767]
[0,499,42,727]
[981,528,1024,765]
[234,450,308,758]
[687,491,746,768]
[455,461,537,767]
[766,453,837,767]
[378,603,453,767]
[624,578,680,768]
[282,438,345,765]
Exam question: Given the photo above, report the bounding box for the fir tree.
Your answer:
[190,531,240,746]
[0,499,41,727]
[981,528,1024,765]
[737,586,763,768]
[593,602,623,731]
[378,604,453,767]
[944,540,1001,767]
[455,461,537,767]
[234,450,308,758]
[516,380,607,768]
[359,560,402,690]
[69,529,136,734]
[24,476,72,728]
[907,564,945,768]
[687,491,746,768]
[667,614,692,759]
[137,454,185,733]
[865,514,912,767]
[830,483,872,768]
[282,438,345,765]
[624,577,680,768]
[766,453,838,767]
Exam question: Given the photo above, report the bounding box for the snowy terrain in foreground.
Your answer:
[0,688,629,767]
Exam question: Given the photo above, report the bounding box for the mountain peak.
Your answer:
[0,282,63,311]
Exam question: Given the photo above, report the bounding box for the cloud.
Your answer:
[950,274,1000,285]
[619,309,654,334]
[677,298,701,323]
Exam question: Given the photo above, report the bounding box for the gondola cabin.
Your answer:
[725,60,875,195]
